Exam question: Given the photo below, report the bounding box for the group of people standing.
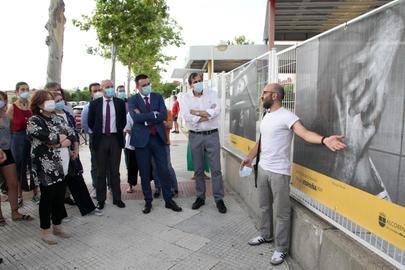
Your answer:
[79,73,227,216]
[0,72,229,248]
[0,73,347,267]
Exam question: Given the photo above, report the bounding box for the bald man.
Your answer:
[241,83,346,266]
[88,80,127,210]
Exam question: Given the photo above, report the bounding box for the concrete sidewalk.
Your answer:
[0,131,301,270]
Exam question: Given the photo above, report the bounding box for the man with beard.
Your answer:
[240,83,346,266]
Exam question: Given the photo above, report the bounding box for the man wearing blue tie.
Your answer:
[128,74,182,214]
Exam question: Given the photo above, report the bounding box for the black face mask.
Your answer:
[263,96,273,109]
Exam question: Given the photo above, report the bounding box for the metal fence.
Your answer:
[277,46,296,112]
[218,9,404,266]
[276,31,404,270]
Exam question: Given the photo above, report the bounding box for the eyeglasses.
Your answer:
[192,79,203,84]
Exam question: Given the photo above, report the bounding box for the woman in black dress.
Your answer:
[53,92,99,216]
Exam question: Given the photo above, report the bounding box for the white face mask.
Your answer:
[43,100,56,112]
[93,92,103,99]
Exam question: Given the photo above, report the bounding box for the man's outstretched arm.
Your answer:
[292,121,346,152]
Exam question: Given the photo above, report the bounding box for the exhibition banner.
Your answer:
[293,1,405,250]
[228,60,262,154]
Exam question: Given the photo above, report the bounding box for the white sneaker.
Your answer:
[270,251,287,265]
[94,208,103,216]
[248,236,273,246]
[62,216,72,223]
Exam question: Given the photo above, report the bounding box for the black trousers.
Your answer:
[125,148,138,186]
[66,174,96,216]
[90,134,112,189]
[95,135,122,202]
[39,181,67,229]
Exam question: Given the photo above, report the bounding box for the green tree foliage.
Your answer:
[153,81,179,98]
[227,35,254,45]
[65,90,91,101]
[73,0,183,84]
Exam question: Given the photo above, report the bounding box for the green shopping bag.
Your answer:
[187,143,210,172]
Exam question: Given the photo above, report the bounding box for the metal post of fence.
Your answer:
[219,72,226,146]
[268,48,278,83]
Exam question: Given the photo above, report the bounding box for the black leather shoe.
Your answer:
[153,190,160,198]
[143,203,152,214]
[113,200,126,208]
[192,197,205,210]
[165,200,182,212]
[216,199,227,214]
[64,197,76,205]
[96,201,105,210]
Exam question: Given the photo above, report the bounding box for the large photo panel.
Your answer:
[293,2,405,250]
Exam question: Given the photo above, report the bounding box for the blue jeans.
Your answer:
[11,131,32,190]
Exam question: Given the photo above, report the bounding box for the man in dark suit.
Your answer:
[128,74,182,214]
[88,79,126,209]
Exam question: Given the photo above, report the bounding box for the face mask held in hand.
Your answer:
[239,166,253,178]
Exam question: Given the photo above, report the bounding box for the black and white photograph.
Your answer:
[229,61,260,142]
[293,3,405,207]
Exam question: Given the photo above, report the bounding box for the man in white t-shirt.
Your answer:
[241,83,346,266]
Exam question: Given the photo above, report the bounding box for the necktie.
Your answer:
[144,97,157,136]
[105,100,111,135]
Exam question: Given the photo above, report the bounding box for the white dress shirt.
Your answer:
[81,103,92,134]
[102,96,117,133]
[124,112,135,150]
[180,89,221,132]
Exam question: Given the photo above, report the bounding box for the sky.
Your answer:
[0,0,267,91]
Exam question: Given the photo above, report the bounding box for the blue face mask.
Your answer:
[142,85,152,95]
[193,82,204,93]
[0,100,5,109]
[55,100,65,111]
[118,92,126,99]
[105,87,115,98]
[239,166,253,178]
[20,91,31,100]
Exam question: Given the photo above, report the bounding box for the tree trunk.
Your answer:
[45,0,66,84]
[111,44,117,86]
[127,64,131,96]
